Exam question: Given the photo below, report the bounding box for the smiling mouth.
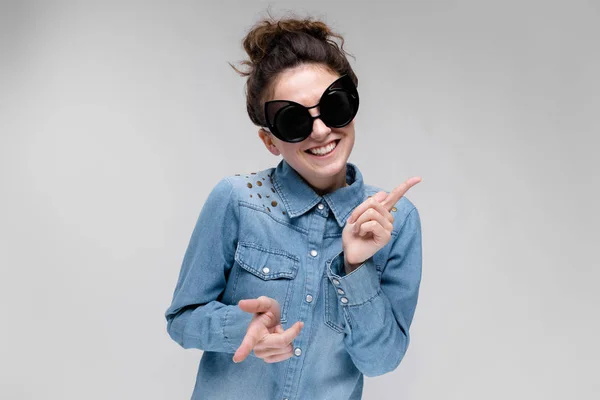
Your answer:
[305,140,340,156]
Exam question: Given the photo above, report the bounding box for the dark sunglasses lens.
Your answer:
[319,90,356,127]
[274,105,312,142]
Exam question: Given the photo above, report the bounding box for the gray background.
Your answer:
[1,0,598,399]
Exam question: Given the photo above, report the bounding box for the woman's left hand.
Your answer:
[342,177,421,273]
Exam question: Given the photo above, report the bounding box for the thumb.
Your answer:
[279,321,304,344]
[238,296,279,316]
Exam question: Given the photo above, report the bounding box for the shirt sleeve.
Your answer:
[326,206,422,376]
[164,178,253,355]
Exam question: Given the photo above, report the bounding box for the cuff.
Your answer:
[326,252,381,306]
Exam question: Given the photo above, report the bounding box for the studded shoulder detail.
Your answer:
[230,168,287,216]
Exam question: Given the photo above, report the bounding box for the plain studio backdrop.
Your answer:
[1,1,598,399]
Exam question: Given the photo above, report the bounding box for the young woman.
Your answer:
[165,16,423,400]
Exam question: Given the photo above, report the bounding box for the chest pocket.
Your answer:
[232,242,299,323]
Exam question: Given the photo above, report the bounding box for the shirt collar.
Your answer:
[272,159,365,227]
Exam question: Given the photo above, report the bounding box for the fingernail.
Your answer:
[232,356,238,363]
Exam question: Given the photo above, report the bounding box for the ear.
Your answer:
[258,128,281,156]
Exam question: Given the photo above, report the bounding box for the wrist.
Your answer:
[343,257,363,274]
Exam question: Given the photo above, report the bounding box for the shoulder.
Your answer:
[225,167,276,192]
[363,183,420,234]
[209,167,281,212]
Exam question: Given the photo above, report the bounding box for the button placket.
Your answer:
[280,211,324,397]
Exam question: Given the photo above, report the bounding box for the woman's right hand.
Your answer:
[233,296,304,364]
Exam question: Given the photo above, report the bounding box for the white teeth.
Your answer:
[308,141,337,156]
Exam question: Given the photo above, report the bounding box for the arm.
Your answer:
[164,178,252,353]
[327,207,422,376]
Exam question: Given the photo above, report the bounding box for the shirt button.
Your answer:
[305,294,313,303]
[262,267,270,274]
[341,297,349,304]
[332,279,340,285]
[337,288,345,295]
[310,250,318,257]
[317,203,324,210]
[294,348,302,357]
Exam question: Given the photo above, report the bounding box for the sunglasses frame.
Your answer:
[263,74,359,143]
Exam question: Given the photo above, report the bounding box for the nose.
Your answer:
[309,108,331,141]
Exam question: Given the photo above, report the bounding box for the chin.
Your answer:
[311,159,347,177]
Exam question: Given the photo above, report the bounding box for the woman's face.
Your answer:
[258,64,356,193]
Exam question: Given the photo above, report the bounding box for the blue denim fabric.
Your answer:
[165,159,422,400]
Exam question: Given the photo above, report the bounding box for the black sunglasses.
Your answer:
[263,74,359,143]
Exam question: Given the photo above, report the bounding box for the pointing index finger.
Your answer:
[233,326,260,363]
[381,177,422,211]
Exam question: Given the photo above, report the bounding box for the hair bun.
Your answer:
[243,17,333,65]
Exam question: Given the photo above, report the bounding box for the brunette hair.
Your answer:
[230,14,358,127]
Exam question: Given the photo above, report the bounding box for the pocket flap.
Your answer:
[235,242,299,280]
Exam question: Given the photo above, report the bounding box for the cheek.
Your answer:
[341,126,355,143]
[277,143,304,157]
[340,128,355,153]
[341,120,355,135]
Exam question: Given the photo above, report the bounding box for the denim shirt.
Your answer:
[165,159,422,400]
